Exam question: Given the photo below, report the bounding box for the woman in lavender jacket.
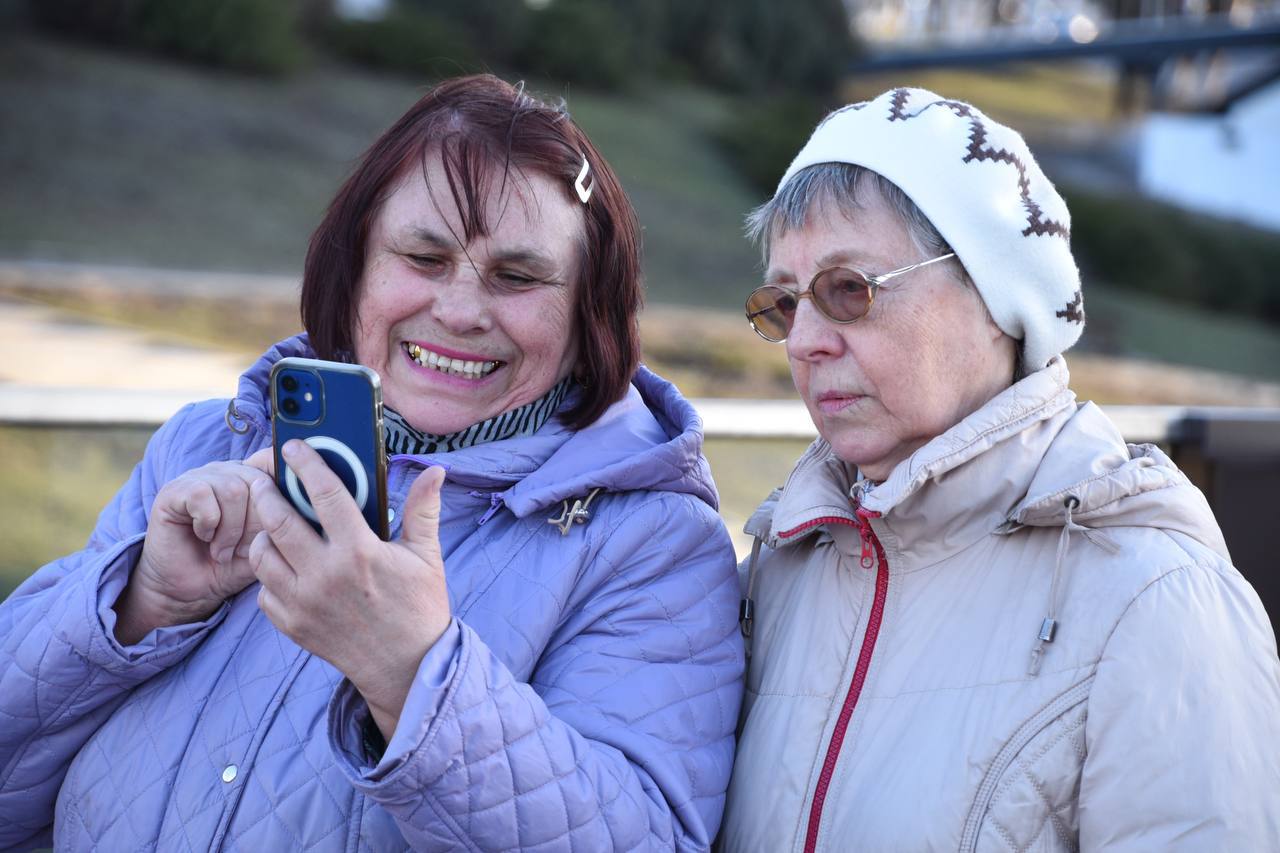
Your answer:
[0,76,743,851]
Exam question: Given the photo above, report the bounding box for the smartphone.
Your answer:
[270,357,389,540]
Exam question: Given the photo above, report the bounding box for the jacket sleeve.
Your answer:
[329,493,745,851]
[0,403,233,851]
[1078,557,1280,850]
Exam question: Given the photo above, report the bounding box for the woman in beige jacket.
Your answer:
[721,87,1280,852]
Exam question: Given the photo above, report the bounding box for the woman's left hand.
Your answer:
[248,440,451,739]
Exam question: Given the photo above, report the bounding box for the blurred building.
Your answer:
[845,0,1280,231]
[847,0,1276,47]
[1139,75,1280,230]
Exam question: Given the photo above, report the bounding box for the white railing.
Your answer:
[4,385,1279,445]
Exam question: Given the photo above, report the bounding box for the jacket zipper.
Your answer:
[801,507,889,853]
[777,515,857,540]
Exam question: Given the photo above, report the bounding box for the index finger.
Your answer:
[243,446,275,478]
[279,439,369,540]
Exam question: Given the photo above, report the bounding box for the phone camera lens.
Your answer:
[281,375,299,392]
[282,398,300,416]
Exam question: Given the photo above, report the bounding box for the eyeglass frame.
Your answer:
[745,252,957,342]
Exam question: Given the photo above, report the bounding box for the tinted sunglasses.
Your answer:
[745,252,955,342]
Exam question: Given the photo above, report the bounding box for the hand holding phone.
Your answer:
[270,357,389,540]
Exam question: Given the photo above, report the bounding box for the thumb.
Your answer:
[401,465,447,556]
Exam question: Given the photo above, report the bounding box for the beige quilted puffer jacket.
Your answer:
[720,358,1280,852]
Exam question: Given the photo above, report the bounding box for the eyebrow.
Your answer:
[763,267,795,286]
[405,227,454,247]
[765,247,882,284]
[815,248,880,270]
[406,227,559,272]
[489,248,558,269]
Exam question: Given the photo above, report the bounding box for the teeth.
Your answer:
[404,343,498,378]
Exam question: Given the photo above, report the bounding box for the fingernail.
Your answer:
[235,544,252,559]
[215,546,233,564]
[282,440,299,458]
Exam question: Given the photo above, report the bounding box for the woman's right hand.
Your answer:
[113,449,275,645]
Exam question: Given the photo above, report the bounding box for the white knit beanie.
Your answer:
[777,87,1084,370]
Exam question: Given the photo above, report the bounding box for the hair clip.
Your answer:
[574,156,593,203]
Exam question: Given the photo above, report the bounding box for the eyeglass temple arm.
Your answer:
[870,252,956,286]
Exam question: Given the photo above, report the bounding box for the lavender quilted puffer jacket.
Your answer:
[0,336,744,852]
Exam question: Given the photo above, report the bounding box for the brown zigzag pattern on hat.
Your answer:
[816,99,870,131]
[886,88,1070,241]
[1055,290,1085,324]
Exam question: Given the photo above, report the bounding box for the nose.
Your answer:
[785,298,845,363]
[430,265,492,335]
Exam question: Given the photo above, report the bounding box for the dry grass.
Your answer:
[5,275,1280,407]
[0,426,151,599]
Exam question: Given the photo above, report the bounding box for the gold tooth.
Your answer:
[407,346,499,375]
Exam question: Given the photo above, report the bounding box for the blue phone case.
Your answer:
[270,357,389,540]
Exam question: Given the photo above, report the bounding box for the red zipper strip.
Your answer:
[777,515,858,539]
[803,508,888,853]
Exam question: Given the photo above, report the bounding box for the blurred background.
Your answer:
[2,0,1279,606]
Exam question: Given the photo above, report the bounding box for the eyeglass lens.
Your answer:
[746,268,873,341]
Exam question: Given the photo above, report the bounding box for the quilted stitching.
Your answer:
[977,705,1086,853]
[0,344,743,851]
[334,493,741,852]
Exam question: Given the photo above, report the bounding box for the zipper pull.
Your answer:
[856,513,875,570]
[854,507,883,570]
[477,492,504,526]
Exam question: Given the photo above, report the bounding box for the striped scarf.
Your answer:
[383,377,572,455]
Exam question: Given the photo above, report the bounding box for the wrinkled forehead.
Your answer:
[383,141,583,248]
[371,142,586,274]
[373,151,576,251]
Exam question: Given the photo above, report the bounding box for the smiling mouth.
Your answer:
[403,342,502,379]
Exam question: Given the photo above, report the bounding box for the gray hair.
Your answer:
[746,163,960,276]
[747,162,1028,380]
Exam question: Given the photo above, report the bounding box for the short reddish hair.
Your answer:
[301,75,642,430]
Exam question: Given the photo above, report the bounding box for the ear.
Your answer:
[970,288,1005,345]
[986,312,1008,343]
[1001,335,1022,383]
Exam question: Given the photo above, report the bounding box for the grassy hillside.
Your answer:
[1,31,1277,381]
[0,33,761,308]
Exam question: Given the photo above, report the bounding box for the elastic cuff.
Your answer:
[91,535,229,668]
[375,619,463,776]
[329,619,463,782]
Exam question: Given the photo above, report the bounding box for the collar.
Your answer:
[757,358,1079,568]
[383,376,572,455]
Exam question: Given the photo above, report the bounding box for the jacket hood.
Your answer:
[1004,405,1227,557]
[755,357,1227,563]
[501,363,720,516]
[229,336,720,518]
